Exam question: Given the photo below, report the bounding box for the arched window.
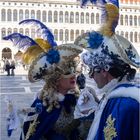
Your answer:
[19,28,24,34]
[7,28,12,35]
[70,30,74,41]
[31,10,35,19]
[31,28,35,38]
[81,12,84,23]
[125,32,128,39]
[76,30,79,38]
[139,32,140,42]
[37,10,41,20]
[1,28,6,39]
[60,29,63,41]
[25,10,29,19]
[65,29,69,42]
[54,29,58,41]
[130,32,133,42]
[134,16,137,26]
[25,28,29,36]
[139,16,140,26]
[91,13,94,24]
[134,32,137,42]
[125,15,128,26]
[48,11,52,22]
[37,30,41,37]
[129,15,133,26]
[96,13,99,24]
[70,12,74,23]
[13,28,18,33]
[75,12,79,23]
[86,13,89,24]
[81,30,84,34]
[13,9,17,21]
[120,15,123,25]
[59,11,63,23]
[19,10,23,21]
[54,11,58,23]
[7,9,12,21]
[1,9,6,21]
[65,11,69,23]
[42,11,47,22]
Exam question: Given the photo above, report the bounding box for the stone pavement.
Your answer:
[0,69,97,140]
[0,74,44,140]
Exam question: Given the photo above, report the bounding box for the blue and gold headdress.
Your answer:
[3,19,83,82]
[75,0,140,70]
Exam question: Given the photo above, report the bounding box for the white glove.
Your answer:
[74,88,98,119]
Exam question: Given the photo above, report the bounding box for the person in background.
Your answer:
[74,0,140,140]
[10,60,16,76]
[5,59,11,76]
[0,60,4,73]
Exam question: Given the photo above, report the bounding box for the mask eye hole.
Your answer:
[64,72,71,75]
[89,67,101,78]
[89,68,94,78]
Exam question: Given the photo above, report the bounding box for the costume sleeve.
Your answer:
[95,97,139,140]
[21,98,62,140]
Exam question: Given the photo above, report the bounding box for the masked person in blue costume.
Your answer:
[74,0,140,140]
[3,19,83,140]
[21,45,83,140]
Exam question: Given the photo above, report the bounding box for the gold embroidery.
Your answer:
[25,117,40,140]
[103,114,117,140]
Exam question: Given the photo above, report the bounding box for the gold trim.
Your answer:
[25,117,40,140]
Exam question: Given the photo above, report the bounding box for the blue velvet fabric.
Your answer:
[20,94,77,140]
[94,84,139,140]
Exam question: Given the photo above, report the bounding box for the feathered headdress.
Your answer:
[3,32,51,64]
[3,19,83,82]
[75,0,140,70]
[3,19,57,65]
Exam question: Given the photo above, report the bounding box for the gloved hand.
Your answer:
[74,88,98,119]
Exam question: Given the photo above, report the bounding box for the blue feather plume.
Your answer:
[80,0,119,7]
[3,33,38,51]
[19,19,57,47]
[80,0,98,6]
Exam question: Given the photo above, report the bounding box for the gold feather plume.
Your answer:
[100,3,119,37]
[35,38,51,52]
[22,39,51,64]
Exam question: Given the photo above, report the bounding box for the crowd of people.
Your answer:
[3,0,139,140]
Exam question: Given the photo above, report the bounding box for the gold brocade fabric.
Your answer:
[53,107,75,135]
